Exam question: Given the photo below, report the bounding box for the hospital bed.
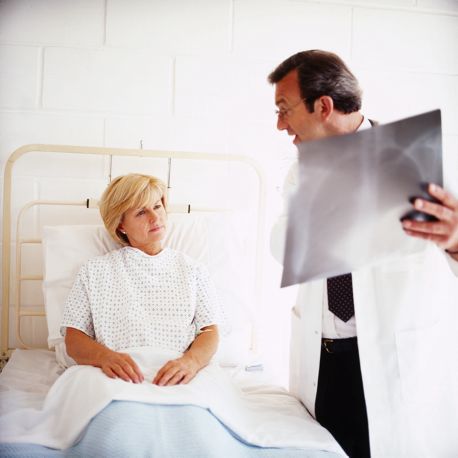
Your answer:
[0,144,345,457]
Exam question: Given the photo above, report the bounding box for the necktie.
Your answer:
[327,273,355,322]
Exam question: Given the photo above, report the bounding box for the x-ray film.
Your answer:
[281,110,443,287]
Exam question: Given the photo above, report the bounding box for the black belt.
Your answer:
[321,337,358,354]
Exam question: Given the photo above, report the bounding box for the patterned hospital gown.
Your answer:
[61,247,220,353]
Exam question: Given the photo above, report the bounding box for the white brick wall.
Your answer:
[418,0,458,12]
[106,0,232,53]
[0,46,40,108]
[353,7,458,74]
[0,0,105,46]
[232,0,353,61]
[0,112,105,155]
[174,55,276,121]
[357,70,458,134]
[43,48,173,114]
[0,0,457,382]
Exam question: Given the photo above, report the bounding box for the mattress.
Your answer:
[0,349,346,457]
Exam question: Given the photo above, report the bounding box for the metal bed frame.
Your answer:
[1,144,267,366]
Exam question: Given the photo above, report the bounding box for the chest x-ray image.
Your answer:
[281,110,443,287]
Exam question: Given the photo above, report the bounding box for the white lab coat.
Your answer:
[272,165,458,457]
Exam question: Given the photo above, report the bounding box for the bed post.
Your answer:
[1,152,15,361]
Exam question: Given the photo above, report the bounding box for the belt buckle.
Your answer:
[323,338,334,354]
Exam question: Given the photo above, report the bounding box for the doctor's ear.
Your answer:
[314,96,334,120]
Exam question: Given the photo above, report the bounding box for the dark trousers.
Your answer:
[315,338,371,458]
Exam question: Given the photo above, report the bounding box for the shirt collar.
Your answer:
[357,115,372,131]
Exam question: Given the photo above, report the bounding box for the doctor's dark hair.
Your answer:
[99,173,167,246]
[268,50,362,114]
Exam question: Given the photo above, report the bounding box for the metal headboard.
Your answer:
[1,144,267,361]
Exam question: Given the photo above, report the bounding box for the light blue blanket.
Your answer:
[0,401,343,457]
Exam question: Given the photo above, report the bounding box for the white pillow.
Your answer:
[42,213,255,368]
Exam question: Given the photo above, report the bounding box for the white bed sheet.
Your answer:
[0,349,345,456]
[0,350,62,416]
[0,348,251,414]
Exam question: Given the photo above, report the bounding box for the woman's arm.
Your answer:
[153,324,219,386]
[65,327,144,383]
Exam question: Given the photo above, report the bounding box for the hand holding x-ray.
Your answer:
[402,183,458,255]
[281,110,444,287]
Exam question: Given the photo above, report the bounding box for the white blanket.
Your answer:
[0,347,344,455]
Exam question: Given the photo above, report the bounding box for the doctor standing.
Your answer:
[268,50,458,458]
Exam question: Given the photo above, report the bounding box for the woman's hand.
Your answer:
[152,355,200,386]
[65,327,144,383]
[153,325,219,386]
[100,350,144,384]
[402,183,458,257]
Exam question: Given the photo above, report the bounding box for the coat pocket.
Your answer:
[396,321,458,454]
[396,322,442,403]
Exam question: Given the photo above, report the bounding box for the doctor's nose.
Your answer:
[277,115,288,131]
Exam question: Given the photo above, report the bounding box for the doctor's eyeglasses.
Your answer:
[275,98,307,119]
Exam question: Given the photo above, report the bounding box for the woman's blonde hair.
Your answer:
[99,173,167,246]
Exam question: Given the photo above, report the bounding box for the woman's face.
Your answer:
[118,198,167,254]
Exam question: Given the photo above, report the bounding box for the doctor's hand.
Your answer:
[100,350,144,384]
[402,183,458,258]
[153,355,199,386]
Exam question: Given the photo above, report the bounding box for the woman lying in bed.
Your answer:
[61,173,220,386]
